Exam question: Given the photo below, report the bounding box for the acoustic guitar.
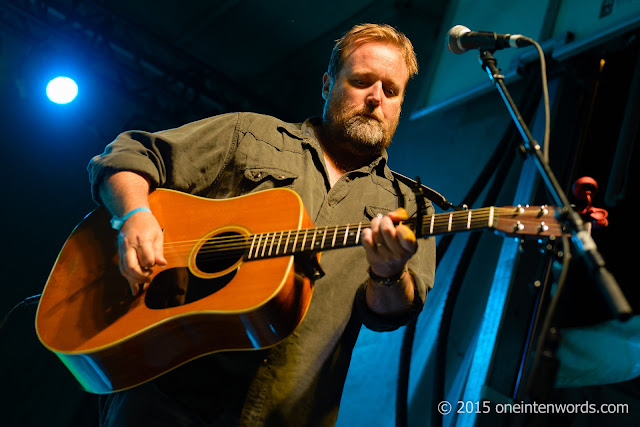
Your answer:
[35,188,562,394]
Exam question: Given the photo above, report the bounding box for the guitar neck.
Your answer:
[246,207,499,260]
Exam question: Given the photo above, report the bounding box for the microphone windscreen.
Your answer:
[446,25,471,54]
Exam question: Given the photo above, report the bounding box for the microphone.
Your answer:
[447,25,533,54]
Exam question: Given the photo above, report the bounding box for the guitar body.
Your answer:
[36,186,562,395]
[35,188,316,394]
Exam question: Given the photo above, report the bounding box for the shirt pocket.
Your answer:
[363,205,393,221]
[243,167,298,194]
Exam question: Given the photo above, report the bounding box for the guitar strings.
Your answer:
[161,208,523,254]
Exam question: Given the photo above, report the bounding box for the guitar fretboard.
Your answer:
[245,208,498,260]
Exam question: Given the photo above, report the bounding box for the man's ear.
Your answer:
[322,72,331,100]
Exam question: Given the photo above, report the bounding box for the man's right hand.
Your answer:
[117,209,167,295]
[100,171,168,295]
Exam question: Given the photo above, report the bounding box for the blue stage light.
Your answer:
[46,76,78,104]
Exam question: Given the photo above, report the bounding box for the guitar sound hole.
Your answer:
[145,232,246,309]
[195,231,246,273]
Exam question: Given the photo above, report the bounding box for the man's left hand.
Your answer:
[362,208,417,278]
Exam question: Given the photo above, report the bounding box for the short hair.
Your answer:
[327,23,418,82]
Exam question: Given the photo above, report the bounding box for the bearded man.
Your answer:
[89,23,435,427]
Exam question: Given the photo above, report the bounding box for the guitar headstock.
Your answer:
[492,205,564,238]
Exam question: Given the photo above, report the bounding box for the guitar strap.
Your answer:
[391,171,455,211]
[391,173,406,210]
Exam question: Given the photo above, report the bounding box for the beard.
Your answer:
[322,97,399,157]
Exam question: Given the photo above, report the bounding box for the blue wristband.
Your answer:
[110,207,152,230]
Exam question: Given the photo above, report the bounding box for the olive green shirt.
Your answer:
[88,112,435,426]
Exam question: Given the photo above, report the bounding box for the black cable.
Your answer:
[521,234,571,427]
[0,294,42,332]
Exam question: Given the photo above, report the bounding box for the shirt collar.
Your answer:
[302,117,392,178]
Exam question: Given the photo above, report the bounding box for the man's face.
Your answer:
[322,41,408,156]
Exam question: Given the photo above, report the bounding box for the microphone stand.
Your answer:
[477,49,632,414]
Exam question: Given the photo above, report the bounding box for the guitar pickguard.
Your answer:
[145,266,238,309]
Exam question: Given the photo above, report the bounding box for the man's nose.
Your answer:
[366,82,382,107]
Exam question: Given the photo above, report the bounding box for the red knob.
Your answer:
[572,176,598,202]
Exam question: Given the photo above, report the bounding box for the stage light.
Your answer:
[46,76,78,104]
